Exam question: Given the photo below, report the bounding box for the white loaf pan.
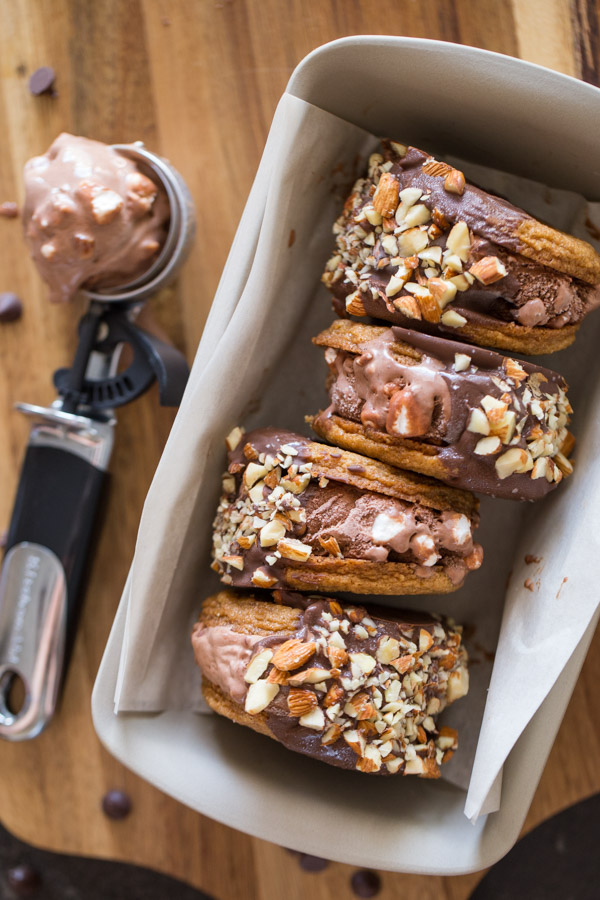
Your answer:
[92,38,600,874]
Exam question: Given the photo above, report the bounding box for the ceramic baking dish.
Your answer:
[92,37,600,874]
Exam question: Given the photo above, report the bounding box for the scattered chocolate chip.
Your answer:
[28,66,56,96]
[351,869,381,897]
[7,863,41,895]
[0,293,23,323]
[101,789,132,820]
[525,554,541,565]
[0,202,18,219]
[288,228,296,247]
[298,854,329,872]
[524,578,535,592]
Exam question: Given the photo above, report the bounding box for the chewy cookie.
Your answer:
[212,427,482,594]
[310,320,574,501]
[193,589,468,777]
[322,141,600,354]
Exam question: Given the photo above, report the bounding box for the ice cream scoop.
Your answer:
[23,133,180,303]
[0,136,194,741]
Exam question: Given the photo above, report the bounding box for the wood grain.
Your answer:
[0,1,598,898]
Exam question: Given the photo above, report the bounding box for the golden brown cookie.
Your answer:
[310,320,574,501]
[193,589,468,776]
[321,141,600,354]
[212,427,482,595]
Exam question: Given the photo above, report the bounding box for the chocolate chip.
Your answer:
[351,870,381,897]
[298,854,329,872]
[7,863,41,895]
[0,293,23,323]
[101,789,132,820]
[0,202,18,219]
[28,66,56,96]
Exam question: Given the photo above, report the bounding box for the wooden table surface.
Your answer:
[0,2,599,898]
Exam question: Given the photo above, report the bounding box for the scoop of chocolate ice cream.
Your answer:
[23,133,170,302]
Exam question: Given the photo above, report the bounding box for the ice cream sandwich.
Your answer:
[310,320,574,501]
[193,589,468,777]
[212,427,482,594]
[322,141,600,354]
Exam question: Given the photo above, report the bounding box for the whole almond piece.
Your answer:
[373,172,400,217]
[287,688,318,717]
[422,159,453,177]
[266,667,289,685]
[272,638,316,671]
[444,168,466,195]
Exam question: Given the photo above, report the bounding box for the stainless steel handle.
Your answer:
[0,543,67,740]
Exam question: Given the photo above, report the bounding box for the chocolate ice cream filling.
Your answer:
[302,482,474,567]
[320,327,572,500]
[212,428,481,588]
[191,624,261,703]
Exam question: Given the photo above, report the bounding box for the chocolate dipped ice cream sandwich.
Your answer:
[212,427,482,594]
[23,133,170,302]
[310,320,574,501]
[322,141,600,354]
[193,589,468,776]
